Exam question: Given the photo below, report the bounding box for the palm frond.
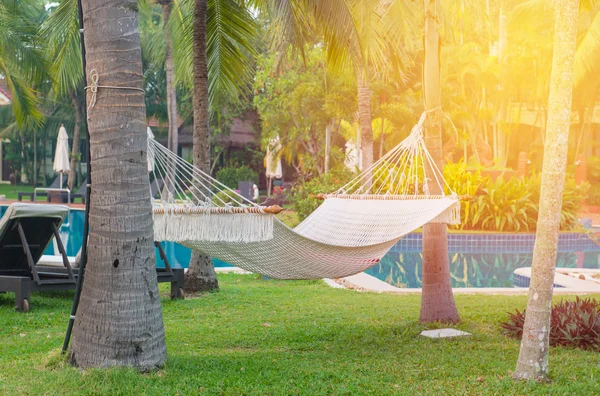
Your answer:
[39,0,83,97]
[574,9,600,88]
[174,0,260,107]
[0,0,46,125]
[0,59,43,126]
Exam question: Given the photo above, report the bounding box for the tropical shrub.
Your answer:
[444,162,490,230]
[588,184,600,206]
[212,190,242,206]
[442,164,586,232]
[502,297,600,351]
[216,165,259,190]
[292,167,353,221]
[468,177,536,232]
[526,174,589,230]
[587,156,600,184]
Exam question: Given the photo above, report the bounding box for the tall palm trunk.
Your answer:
[33,133,37,186]
[68,92,82,191]
[70,0,166,370]
[185,0,218,293]
[419,0,460,324]
[513,0,579,381]
[161,0,178,154]
[357,73,374,183]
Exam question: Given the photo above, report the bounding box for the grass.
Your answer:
[0,183,34,200]
[276,210,301,228]
[1,274,599,395]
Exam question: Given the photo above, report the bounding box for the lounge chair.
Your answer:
[0,203,184,312]
[0,203,74,311]
[150,178,164,199]
[17,176,62,202]
[70,177,88,204]
[36,242,184,304]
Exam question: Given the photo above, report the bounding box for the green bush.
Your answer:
[526,174,588,231]
[212,190,243,206]
[443,165,586,232]
[216,166,259,190]
[292,167,354,221]
[587,156,600,184]
[469,177,536,232]
[588,184,600,206]
[444,162,490,230]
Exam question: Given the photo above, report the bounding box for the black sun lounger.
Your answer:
[0,203,74,311]
[0,203,184,312]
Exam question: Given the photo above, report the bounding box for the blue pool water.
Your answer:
[366,233,600,288]
[3,205,599,287]
[0,206,227,269]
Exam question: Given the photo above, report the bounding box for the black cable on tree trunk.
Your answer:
[62,0,91,354]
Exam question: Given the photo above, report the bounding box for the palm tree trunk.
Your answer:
[379,118,385,160]
[162,0,178,154]
[185,0,218,293]
[70,0,166,370]
[68,92,82,191]
[420,0,459,324]
[33,133,37,186]
[513,0,579,381]
[324,119,333,173]
[357,72,374,188]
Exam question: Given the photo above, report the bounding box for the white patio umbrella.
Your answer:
[265,136,283,196]
[53,124,71,189]
[265,136,283,179]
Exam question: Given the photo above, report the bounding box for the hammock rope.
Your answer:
[148,110,461,279]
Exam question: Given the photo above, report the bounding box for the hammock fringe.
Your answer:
[153,212,274,243]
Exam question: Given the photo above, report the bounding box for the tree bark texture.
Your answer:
[419,0,460,324]
[162,0,178,154]
[513,0,579,381]
[70,0,166,370]
[68,93,82,191]
[185,0,218,293]
[357,74,373,187]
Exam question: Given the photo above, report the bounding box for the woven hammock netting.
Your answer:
[148,111,460,279]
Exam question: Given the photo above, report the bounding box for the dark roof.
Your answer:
[176,111,260,148]
[214,116,259,148]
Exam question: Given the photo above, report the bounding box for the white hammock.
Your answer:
[148,111,461,279]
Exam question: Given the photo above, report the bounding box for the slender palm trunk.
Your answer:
[513,0,579,381]
[325,120,333,173]
[68,92,82,191]
[420,0,460,324]
[185,0,218,293]
[33,133,37,186]
[162,0,178,154]
[379,118,385,160]
[357,72,374,187]
[70,0,166,370]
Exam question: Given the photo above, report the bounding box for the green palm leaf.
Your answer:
[0,0,45,125]
[39,0,83,97]
[574,8,600,88]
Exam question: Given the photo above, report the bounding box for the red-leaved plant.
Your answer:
[501,297,600,351]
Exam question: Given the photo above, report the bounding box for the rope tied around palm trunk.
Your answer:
[84,69,145,119]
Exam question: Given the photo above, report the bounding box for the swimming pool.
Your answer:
[0,205,227,268]
[366,233,600,288]
[3,205,599,286]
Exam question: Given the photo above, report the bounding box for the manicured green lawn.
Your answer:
[1,274,598,395]
[0,183,35,200]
